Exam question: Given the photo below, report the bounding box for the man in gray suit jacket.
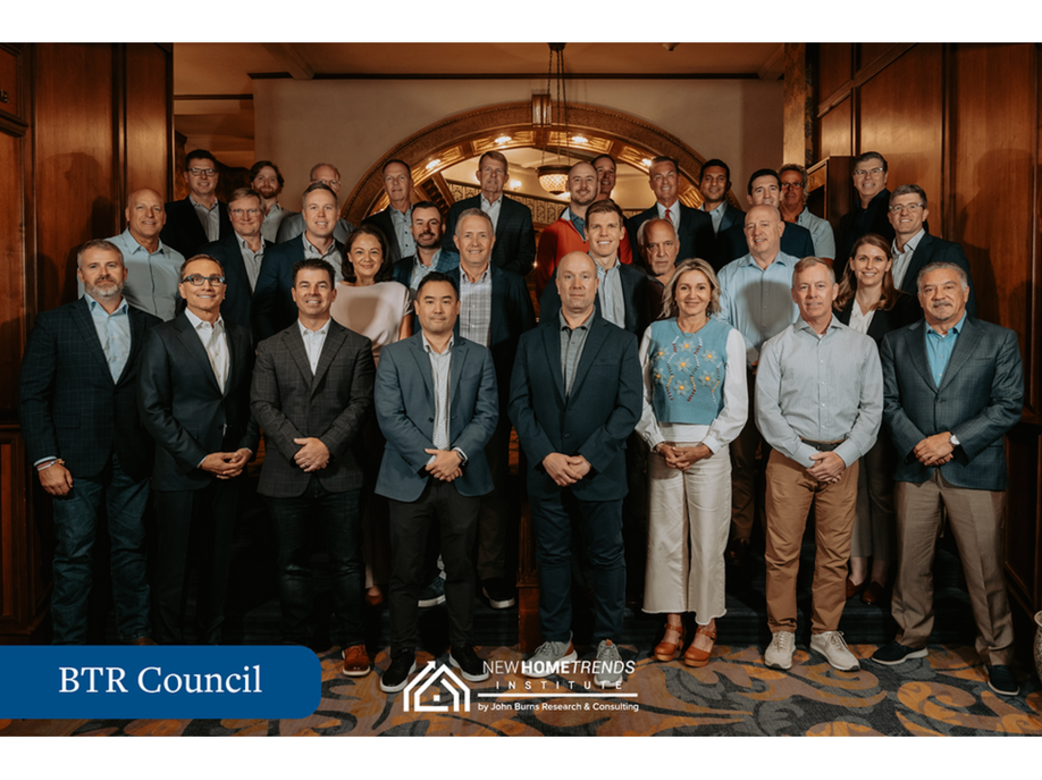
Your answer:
[374,272,498,693]
[251,257,375,676]
[873,261,1023,697]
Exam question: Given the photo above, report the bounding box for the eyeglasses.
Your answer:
[181,275,226,286]
[889,203,925,213]
[781,182,804,189]
[853,167,885,176]
[230,208,263,217]
[187,167,217,177]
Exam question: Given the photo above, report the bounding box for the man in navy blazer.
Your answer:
[446,209,536,609]
[887,184,976,317]
[874,261,1023,696]
[697,158,744,236]
[626,156,714,266]
[392,201,457,290]
[254,182,346,340]
[161,149,232,259]
[363,159,416,266]
[374,272,498,693]
[138,255,259,644]
[510,251,642,686]
[19,240,161,645]
[540,199,651,338]
[441,150,536,276]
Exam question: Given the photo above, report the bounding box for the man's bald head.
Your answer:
[742,204,785,261]
[125,188,167,245]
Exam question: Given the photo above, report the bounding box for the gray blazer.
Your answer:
[251,320,375,498]
[374,333,498,502]
[881,316,1023,490]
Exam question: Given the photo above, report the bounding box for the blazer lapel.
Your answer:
[311,322,346,396]
[937,316,982,393]
[174,313,222,395]
[541,321,566,402]
[223,322,247,398]
[408,336,435,402]
[286,325,314,386]
[566,315,609,402]
[449,339,469,425]
[71,298,114,381]
[906,320,938,392]
[116,308,148,386]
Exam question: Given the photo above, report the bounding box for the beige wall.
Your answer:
[254,77,784,207]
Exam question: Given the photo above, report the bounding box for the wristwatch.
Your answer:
[949,433,961,448]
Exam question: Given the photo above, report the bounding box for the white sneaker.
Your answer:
[765,631,795,670]
[593,639,624,687]
[810,630,859,671]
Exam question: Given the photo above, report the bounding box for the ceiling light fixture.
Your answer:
[536,43,572,195]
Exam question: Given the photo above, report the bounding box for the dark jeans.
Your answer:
[388,478,480,655]
[266,482,364,648]
[530,492,626,643]
[50,452,151,644]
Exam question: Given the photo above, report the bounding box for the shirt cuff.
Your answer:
[34,456,58,468]
[452,447,468,466]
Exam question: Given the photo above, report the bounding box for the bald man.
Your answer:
[97,188,186,321]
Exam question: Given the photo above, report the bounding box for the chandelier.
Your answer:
[536,43,570,195]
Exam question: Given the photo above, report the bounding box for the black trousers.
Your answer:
[388,478,480,655]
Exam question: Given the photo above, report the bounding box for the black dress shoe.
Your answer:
[986,664,1019,696]
[380,654,417,693]
[450,645,490,682]
[871,640,928,665]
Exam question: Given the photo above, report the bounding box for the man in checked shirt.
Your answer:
[755,256,882,673]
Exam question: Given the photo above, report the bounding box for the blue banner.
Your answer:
[0,646,320,719]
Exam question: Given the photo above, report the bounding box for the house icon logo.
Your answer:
[403,661,472,713]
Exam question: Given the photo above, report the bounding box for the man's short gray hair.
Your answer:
[916,261,968,292]
[791,256,836,287]
[455,207,493,235]
[77,239,122,268]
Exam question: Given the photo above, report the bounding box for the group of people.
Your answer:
[17,145,1025,699]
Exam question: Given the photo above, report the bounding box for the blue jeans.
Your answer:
[267,482,364,648]
[50,453,151,644]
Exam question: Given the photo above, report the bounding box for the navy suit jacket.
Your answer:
[626,202,714,267]
[138,311,259,492]
[251,320,375,498]
[713,220,815,272]
[160,197,233,260]
[252,237,346,340]
[362,207,407,266]
[508,312,642,501]
[716,202,746,234]
[442,195,536,276]
[881,316,1023,491]
[539,262,651,338]
[446,265,536,408]
[18,297,161,482]
[198,231,270,334]
[898,232,977,318]
[374,334,498,502]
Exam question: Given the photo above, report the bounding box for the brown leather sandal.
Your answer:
[683,622,717,667]
[653,621,685,662]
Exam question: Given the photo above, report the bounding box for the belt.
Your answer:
[800,437,845,453]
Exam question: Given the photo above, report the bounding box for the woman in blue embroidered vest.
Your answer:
[636,258,748,666]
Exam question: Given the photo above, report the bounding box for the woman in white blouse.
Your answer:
[636,258,747,667]
[833,234,914,606]
[329,224,412,606]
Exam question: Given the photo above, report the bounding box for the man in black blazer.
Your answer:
[19,239,160,645]
[887,184,976,317]
[441,150,536,276]
[697,158,744,236]
[160,149,232,259]
[363,159,415,266]
[540,200,651,338]
[873,262,1023,696]
[626,156,714,265]
[138,255,259,644]
[251,257,375,675]
[446,209,535,609]
[836,151,895,279]
[254,182,346,340]
[198,187,270,334]
[510,251,642,687]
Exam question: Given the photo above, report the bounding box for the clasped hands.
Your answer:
[807,451,846,484]
[656,443,711,471]
[200,448,252,479]
[425,448,463,481]
[542,452,591,487]
[913,432,954,467]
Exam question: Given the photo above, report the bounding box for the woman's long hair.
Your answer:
[833,233,899,313]
[342,223,395,284]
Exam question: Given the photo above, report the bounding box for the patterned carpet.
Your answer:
[3,641,1039,737]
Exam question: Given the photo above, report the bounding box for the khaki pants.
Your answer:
[764,450,858,634]
[892,472,1013,665]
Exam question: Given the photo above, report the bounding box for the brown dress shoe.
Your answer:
[845,577,864,600]
[683,623,716,668]
[131,637,157,646]
[652,622,684,662]
[342,644,371,677]
[861,581,887,605]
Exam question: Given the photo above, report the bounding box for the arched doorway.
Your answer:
[342,101,738,225]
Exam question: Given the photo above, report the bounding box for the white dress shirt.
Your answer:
[298,317,331,375]
[184,308,229,392]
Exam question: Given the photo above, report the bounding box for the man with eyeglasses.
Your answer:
[275,163,356,244]
[836,152,895,279]
[887,184,976,316]
[161,149,233,260]
[138,254,259,645]
[199,187,271,333]
[779,164,835,261]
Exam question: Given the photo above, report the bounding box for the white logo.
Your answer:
[403,662,471,713]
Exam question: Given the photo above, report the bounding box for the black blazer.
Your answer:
[160,196,233,260]
[251,320,375,498]
[626,202,714,266]
[716,202,746,234]
[835,188,895,279]
[18,297,161,482]
[442,195,536,276]
[252,237,346,340]
[445,265,536,408]
[198,231,270,334]
[508,312,642,502]
[897,232,977,318]
[539,262,651,338]
[835,292,918,346]
[138,311,259,492]
[712,220,816,272]
[362,206,406,266]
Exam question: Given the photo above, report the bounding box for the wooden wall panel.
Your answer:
[859,43,897,71]
[32,43,119,314]
[858,44,944,229]
[0,131,26,416]
[818,44,852,103]
[818,97,852,161]
[125,44,171,200]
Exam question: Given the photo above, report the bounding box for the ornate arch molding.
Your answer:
[343,101,731,225]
